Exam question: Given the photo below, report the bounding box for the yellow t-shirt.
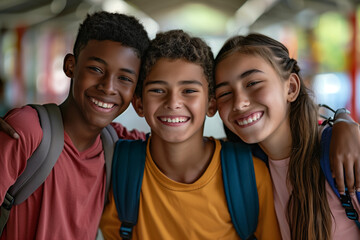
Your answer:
[100,139,281,239]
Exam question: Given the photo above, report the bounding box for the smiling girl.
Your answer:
[214,33,360,239]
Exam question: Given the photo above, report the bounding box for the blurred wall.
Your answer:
[1,0,359,137]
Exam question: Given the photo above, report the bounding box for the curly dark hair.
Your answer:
[73,11,149,61]
[136,29,214,98]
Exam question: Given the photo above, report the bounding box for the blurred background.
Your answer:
[0,0,359,138]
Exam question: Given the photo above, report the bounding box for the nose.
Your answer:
[232,90,250,111]
[97,74,116,95]
[164,91,182,109]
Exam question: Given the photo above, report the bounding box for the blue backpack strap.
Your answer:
[112,138,147,240]
[320,127,360,229]
[220,140,259,240]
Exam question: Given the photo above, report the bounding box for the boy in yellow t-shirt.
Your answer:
[100,30,281,240]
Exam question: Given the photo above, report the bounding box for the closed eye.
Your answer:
[247,81,261,87]
[216,91,232,99]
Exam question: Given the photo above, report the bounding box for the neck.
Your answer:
[59,97,102,152]
[259,118,293,160]
[149,133,214,184]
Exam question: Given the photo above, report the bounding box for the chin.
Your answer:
[91,119,113,130]
[160,135,189,143]
[235,134,260,145]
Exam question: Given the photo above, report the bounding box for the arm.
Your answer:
[330,109,360,195]
[0,115,19,139]
[110,122,146,140]
[253,157,281,240]
[0,118,146,141]
[0,107,42,201]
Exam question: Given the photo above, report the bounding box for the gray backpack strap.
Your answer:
[100,124,119,204]
[0,103,64,235]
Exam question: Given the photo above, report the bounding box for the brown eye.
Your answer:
[119,76,133,82]
[149,89,164,94]
[88,66,103,74]
[184,89,197,94]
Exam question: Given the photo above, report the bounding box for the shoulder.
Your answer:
[4,105,42,140]
[5,105,39,124]
[253,156,269,174]
[110,122,146,140]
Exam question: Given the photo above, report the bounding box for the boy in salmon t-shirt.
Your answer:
[0,11,149,240]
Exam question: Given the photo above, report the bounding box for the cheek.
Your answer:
[216,101,230,120]
[261,87,286,108]
[142,98,157,116]
[191,97,209,115]
[122,86,136,98]
[72,72,93,93]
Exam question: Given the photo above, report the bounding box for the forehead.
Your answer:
[146,58,207,85]
[215,53,273,80]
[78,40,140,66]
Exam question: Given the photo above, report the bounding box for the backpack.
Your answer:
[0,103,118,235]
[111,137,259,240]
[320,126,360,229]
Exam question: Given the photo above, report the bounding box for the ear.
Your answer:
[287,73,300,103]
[206,97,217,117]
[63,53,75,78]
[131,95,145,117]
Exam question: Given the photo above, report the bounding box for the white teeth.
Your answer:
[91,98,114,109]
[237,113,261,126]
[160,117,187,123]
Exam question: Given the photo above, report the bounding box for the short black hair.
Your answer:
[73,11,150,61]
[136,29,214,98]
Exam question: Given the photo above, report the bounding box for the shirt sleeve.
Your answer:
[110,122,146,140]
[100,188,122,240]
[253,156,282,240]
[0,106,43,203]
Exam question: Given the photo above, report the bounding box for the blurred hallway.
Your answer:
[0,0,359,136]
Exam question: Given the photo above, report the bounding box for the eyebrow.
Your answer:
[215,69,263,89]
[88,56,137,75]
[145,80,203,86]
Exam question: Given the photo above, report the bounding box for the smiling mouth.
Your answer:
[158,116,190,123]
[236,112,262,126]
[90,97,115,109]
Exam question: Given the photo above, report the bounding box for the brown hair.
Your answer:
[136,30,214,98]
[216,33,332,240]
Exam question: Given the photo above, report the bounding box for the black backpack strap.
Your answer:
[100,124,119,205]
[320,127,360,229]
[112,138,147,240]
[0,103,64,235]
[220,140,259,240]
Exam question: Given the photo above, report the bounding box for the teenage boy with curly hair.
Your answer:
[100,29,281,239]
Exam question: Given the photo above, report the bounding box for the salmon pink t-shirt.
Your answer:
[0,106,145,240]
[269,157,360,240]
